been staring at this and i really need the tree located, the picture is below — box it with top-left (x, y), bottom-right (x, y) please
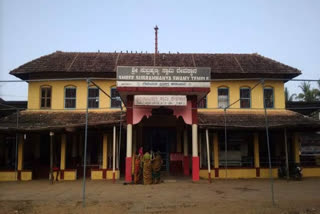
top-left (296, 82), bottom-right (320, 102)
top-left (285, 87), bottom-right (296, 102)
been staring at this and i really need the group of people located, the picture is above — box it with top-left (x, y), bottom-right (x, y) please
top-left (134, 147), bottom-right (163, 185)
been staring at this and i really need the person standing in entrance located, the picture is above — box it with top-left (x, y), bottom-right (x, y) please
top-left (143, 151), bottom-right (153, 185)
top-left (152, 151), bottom-right (163, 184)
top-left (134, 147), bottom-right (143, 184)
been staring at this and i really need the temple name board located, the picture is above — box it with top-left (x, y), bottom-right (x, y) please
top-left (117, 66), bottom-right (211, 88)
top-left (134, 95), bottom-right (187, 106)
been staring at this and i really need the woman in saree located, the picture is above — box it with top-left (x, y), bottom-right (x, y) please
top-left (134, 147), bottom-right (143, 184)
top-left (143, 151), bottom-right (153, 185)
top-left (134, 154), bottom-right (141, 184)
top-left (152, 151), bottom-right (163, 184)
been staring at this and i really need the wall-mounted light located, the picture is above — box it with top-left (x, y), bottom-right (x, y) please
top-left (50, 131), bottom-right (54, 136)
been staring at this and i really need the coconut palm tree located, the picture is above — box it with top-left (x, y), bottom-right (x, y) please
top-left (296, 82), bottom-right (319, 102)
top-left (285, 87), bottom-right (296, 101)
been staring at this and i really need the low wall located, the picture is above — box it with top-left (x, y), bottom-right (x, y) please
top-left (91, 169), bottom-right (120, 180)
top-left (21, 171), bottom-right (32, 181)
top-left (303, 167), bottom-right (320, 177)
top-left (53, 169), bottom-right (77, 181)
top-left (0, 170), bottom-right (32, 181)
top-left (200, 167), bottom-right (320, 179)
top-left (259, 168), bottom-right (278, 178)
top-left (0, 171), bottom-right (16, 181)
top-left (218, 168), bottom-right (256, 179)
top-left (199, 168), bottom-right (278, 179)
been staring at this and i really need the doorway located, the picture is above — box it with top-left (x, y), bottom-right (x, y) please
top-left (143, 127), bottom-right (176, 172)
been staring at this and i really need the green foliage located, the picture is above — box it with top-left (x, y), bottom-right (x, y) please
top-left (285, 87), bottom-right (296, 102)
top-left (296, 81), bottom-right (320, 102)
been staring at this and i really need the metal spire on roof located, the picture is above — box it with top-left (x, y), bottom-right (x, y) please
top-left (154, 25), bottom-right (159, 66)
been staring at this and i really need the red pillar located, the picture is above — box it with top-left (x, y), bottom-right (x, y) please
top-left (192, 156), bottom-right (199, 181)
top-left (191, 96), bottom-right (199, 181)
top-left (125, 95), bottom-right (133, 182)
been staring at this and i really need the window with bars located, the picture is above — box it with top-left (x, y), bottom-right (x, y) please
top-left (64, 87), bottom-right (76, 109)
top-left (218, 87), bottom-right (229, 108)
top-left (110, 88), bottom-right (121, 108)
top-left (240, 88), bottom-right (251, 108)
top-left (197, 96), bottom-right (207, 108)
top-left (88, 87), bottom-right (99, 108)
top-left (40, 86), bottom-right (51, 108)
top-left (264, 87), bottom-right (274, 108)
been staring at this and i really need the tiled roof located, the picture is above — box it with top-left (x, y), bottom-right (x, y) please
top-left (0, 110), bottom-right (124, 132)
top-left (10, 51), bottom-right (301, 80)
top-left (0, 109), bottom-right (319, 132)
top-left (198, 110), bottom-right (320, 130)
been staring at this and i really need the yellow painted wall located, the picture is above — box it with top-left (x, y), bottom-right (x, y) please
top-left (18, 135), bottom-right (24, 170)
top-left (219, 169), bottom-right (257, 179)
top-left (254, 133), bottom-right (260, 168)
top-left (91, 170), bottom-right (120, 180)
top-left (28, 80), bottom-right (118, 110)
top-left (27, 80), bottom-right (285, 110)
top-left (91, 170), bottom-right (103, 180)
top-left (199, 168), bottom-right (279, 179)
top-left (302, 168), bottom-right (320, 177)
top-left (64, 171), bottom-right (77, 180)
top-left (107, 170), bottom-right (120, 180)
top-left (199, 169), bottom-right (256, 179)
top-left (60, 134), bottom-right (66, 170)
top-left (53, 170), bottom-right (77, 181)
top-left (0, 171), bottom-right (32, 181)
top-left (213, 133), bottom-right (219, 168)
top-left (102, 134), bottom-right (108, 169)
top-left (199, 170), bottom-right (211, 179)
top-left (259, 168), bottom-right (278, 178)
top-left (205, 80), bottom-right (285, 110)
top-left (21, 171), bottom-right (32, 181)
top-left (0, 172), bottom-right (16, 181)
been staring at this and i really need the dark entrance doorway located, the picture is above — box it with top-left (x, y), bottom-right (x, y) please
top-left (142, 127), bottom-right (176, 172)
top-left (136, 107), bottom-right (188, 177)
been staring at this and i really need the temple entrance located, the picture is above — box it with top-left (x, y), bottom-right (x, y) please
top-left (134, 108), bottom-right (189, 177)
top-left (142, 127), bottom-right (175, 172)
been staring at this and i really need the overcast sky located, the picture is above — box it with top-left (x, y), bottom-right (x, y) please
top-left (0, 0), bottom-right (319, 100)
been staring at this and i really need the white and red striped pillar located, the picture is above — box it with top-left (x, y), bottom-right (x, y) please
top-left (125, 95), bottom-right (133, 182)
top-left (191, 96), bottom-right (199, 181)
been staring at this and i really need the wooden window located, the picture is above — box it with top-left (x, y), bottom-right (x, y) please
top-left (110, 88), bottom-right (121, 108)
top-left (264, 87), bottom-right (274, 108)
top-left (64, 87), bottom-right (76, 109)
top-left (218, 87), bottom-right (229, 108)
top-left (240, 88), bottom-right (251, 108)
top-left (40, 86), bottom-right (51, 108)
top-left (197, 96), bottom-right (207, 108)
top-left (88, 87), bottom-right (99, 108)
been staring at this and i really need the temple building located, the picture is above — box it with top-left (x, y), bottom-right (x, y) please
top-left (0, 50), bottom-right (320, 182)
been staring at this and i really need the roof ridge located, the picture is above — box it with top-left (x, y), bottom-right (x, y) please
top-left (9, 51), bottom-right (302, 80)
top-left (52, 51), bottom-right (257, 55)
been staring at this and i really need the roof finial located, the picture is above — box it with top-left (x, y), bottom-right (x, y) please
top-left (154, 25), bottom-right (159, 66)
top-left (154, 25), bottom-right (159, 54)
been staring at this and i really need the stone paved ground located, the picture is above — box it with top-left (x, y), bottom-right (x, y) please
top-left (0, 178), bottom-right (319, 214)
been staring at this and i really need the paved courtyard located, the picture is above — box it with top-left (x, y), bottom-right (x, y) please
top-left (0, 178), bottom-right (319, 214)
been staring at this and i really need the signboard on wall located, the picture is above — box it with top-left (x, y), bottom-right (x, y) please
top-left (134, 95), bottom-right (187, 106)
top-left (117, 66), bottom-right (211, 88)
